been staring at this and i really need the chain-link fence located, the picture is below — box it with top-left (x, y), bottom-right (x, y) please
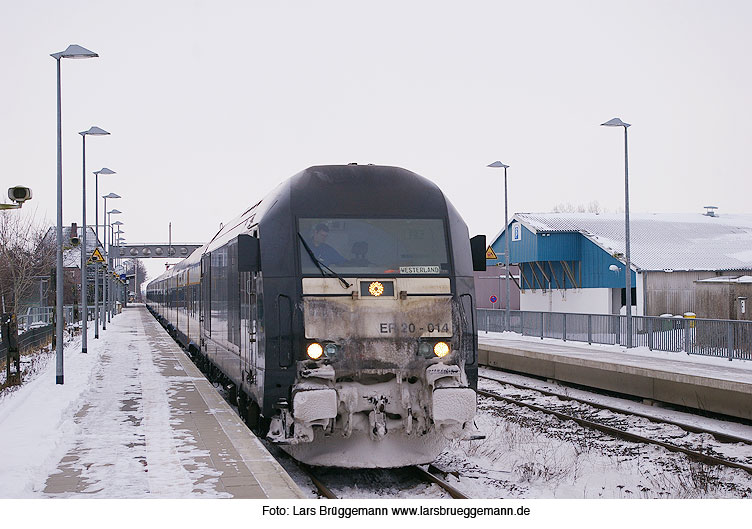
top-left (478, 309), bottom-right (752, 361)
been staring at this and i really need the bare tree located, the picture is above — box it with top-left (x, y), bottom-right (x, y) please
top-left (552, 202), bottom-right (577, 213)
top-left (552, 200), bottom-right (604, 214)
top-left (587, 200), bottom-right (603, 214)
top-left (0, 208), bottom-right (55, 315)
top-left (126, 259), bottom-right (149, 301)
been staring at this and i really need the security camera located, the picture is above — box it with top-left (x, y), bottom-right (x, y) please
top-left (8, 186), bottom-right (32, 205)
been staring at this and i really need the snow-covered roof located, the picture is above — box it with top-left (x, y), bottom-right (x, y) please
top-left (696, 275), bottom-right (752, 284)
top-left (510, 212), bottom-right (752, 272)
top-left (43, 226), bottom-right (104, 269)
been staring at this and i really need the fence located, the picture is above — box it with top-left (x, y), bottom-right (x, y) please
top-left (0, 305), bottom-right (93, 366)
top-left (18, 305), bottom-right (96, 332)
top-left (478, 309), bottom-right (752, 361)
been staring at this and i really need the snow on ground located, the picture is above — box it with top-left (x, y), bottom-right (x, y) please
top-left (479, 368), bottom-right (752, 443)
top-left (480, 330), bottom-right (752, 378)
top-left (0, 309), bottom-right (226, 498)
top-left (0, 332), bottom-right (100, 496)
top-left (435, 378), bottom-right (752, 499)
top-left (419, 331), bottom-right (752, 499)
top-left (3, 317), bottom-right (752, 501)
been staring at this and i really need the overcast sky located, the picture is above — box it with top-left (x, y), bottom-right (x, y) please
top-left (2, 1), bottom-right (750, 279)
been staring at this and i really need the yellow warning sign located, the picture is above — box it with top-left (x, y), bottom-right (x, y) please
top-left (485, 246), bottom-right (497, 260)
top-left (88, 248), bottom-right (105, 263)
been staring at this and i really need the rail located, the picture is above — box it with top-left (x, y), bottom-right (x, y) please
top-left (478, 309), bottom-right (752, 361)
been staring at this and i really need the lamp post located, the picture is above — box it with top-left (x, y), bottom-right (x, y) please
top-left (106, 210), bottom-right (122, 323)
top-left (51, 44), bottom-right (98, 384)
top-left (93, 169), bottom-right (116, 339)
top-left (115, 228), bottom-right (125, 309)
top-left (116, 236), bottom-right (127, 305)
top-left (487, 161), bottom-right (511, 333)
top-left (79, 127), bottom-right (109, 354)
top-left (117, 237), bottom-right (127, 304)
top-left (108, 220), bottom-right (125, 317)
top-left (101, 199), bottom-right (120, 330)
top-left (601, 117), bottom-right (633, 348)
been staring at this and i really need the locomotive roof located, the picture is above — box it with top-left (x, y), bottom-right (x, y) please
top-left (148, 164), bottom-right (451, 285)
top-left (285, 164), bottom-right (445, 217)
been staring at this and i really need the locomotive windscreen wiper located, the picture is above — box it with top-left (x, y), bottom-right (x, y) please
top-left (297, 233), bottom-right (352, 289)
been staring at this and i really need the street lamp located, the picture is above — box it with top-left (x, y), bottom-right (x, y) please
top-left (101, 198), bottom-right (120, 330)
top-left (115, 228), bottom-right (125, 308)
top-left (601, 117), bottom-right (633, 348)
top-left (106, 210), bottom-right (122, 323)
top-left (93, 169), bottom-right (116, 339)
top-left (487, 160), bottom-right (511, 333)
top-left (79, 127), bottom-right (109, 354)
top-left (112, 223), bottom-right (125, 316)
top-left (51, 44), bottom-right (98, 385)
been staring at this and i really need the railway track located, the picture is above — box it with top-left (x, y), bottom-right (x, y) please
top-left (299, 464), bottom-right (470, 499)
top-left (478, 373), bottom-right (751, 444)
top-left (478, 373), bottom-right (752, 476)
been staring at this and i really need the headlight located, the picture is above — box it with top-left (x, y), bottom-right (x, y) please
top-left (307, 342), bottom-right (324, 360)
top-left (433, 341), bottom-right (450, 358)
top-left (418, 342), bottom-right (433, 356)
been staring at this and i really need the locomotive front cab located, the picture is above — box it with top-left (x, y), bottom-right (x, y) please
top-left (267, 216), bottom-right (478, 465)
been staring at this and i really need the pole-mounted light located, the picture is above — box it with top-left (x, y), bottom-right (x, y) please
top-left (601, 117), bottom-right (633, 348)
top-left (51, 44), bottom-right (98, 384)
top-left (487, 160), bottom-right (511, 334)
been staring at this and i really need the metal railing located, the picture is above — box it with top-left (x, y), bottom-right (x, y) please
top-left (16, 305), bottom-right (96, 332)
top-left (1, 305), bottom-right (96, 366)
top-left (478, 309), bottom-right (752, 361)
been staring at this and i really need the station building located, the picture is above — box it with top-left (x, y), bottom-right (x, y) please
top-left (487, 212), bottom-right (752, 317)
top-left (41, 225), bottom-right (104, 305)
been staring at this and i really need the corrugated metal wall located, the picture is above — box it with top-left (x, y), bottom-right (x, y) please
top-left (695, 281), bottom-right (752, 320)
top-left (580, 238), bottom-right (635, 288)
top-left (644, 271), bottom-right (717, 316)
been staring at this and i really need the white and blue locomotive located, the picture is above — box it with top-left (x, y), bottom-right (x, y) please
top-left (146, 164), bottom-right (486, 467)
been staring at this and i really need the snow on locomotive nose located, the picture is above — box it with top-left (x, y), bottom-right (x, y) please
top-left (267, 277), bottom-right (478, 466)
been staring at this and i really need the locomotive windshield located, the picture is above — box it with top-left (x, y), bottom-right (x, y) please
top-left (298, 218), bottom-right (450, 276)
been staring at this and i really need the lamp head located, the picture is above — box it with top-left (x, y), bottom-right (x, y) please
top-left (51, 44), bottom-right (98, 60)
top-left (94, 167), bottom-right (116, 176)
top-left (487, 161), bottom-right (510, 169)
top-left (103, 193), bottom-right (121, 199)
top-left (601, 117), bottom-right (631, 128)
top-left (80, 126), bottom-right (110, 136)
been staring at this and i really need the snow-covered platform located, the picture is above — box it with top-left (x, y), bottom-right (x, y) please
top-left (479, 333), bottom-right (752, 421)
top-left (0, 305), bottom-right (304, 498)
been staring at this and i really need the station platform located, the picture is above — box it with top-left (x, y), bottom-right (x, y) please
top-left (30, 306), bottom-right (304, 498)
top-left (478, 333), bottom-right (752, 421)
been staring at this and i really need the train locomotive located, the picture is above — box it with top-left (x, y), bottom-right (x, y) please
top-left (146, 164), bottom-right (486, 467)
